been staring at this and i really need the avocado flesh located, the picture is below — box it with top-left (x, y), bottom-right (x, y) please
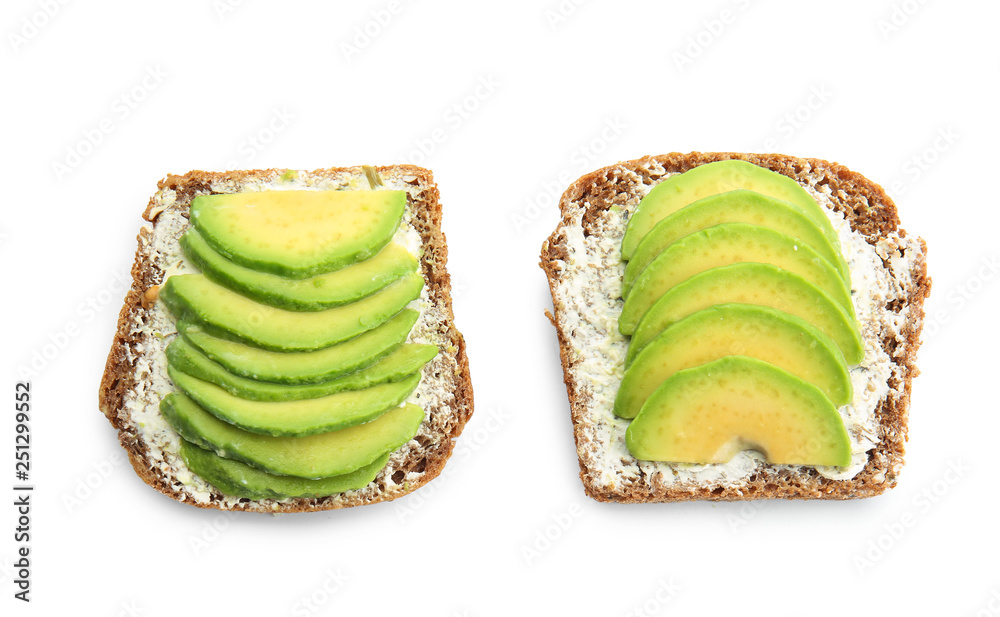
top-left (169, 367), bottom-right (420, 437)
top-left (625, 357), bottom-right (852, 467)
top-left (180, 440), bottom-right (390, 500)
top-left (160, 273), bottom-right (424, 351)
top-left (622, 189), bottom-right (850, 296)
top-left (614, 304), bottom-right (852, 419)
top-left (167, 335), bottom-right (437, 401)
top-left (190, 190), bottom-right (407, 279)
top-left (628, 263), bottom-right (863, 365)
top-left (620, 159), bottom-right (840, 260)
top-left (178, 310), bottom-right (418, 385)
top-left (161, 393), bottom-right (424, 478)
top-left (619, 223), bottom-right (853, 335)
top-left (182, 229), bottom-right (419, 311)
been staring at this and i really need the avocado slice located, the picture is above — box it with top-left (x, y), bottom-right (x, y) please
top-left (190, 190), bottom-right (407, 279)
top-left (160, 273), bottom-right (424, 351)
top-left (169, 367), bottom-right (420, 437)
top-left (622, 189), bottom-right (849, 296)
top-left (628, 263), bottom-right (863, 365)
top-left (167, 335), bottom-right (437, 401)
top-left (621, 160), bottom-right (840, 260)
top-left (161, 393), bottom-right (424, 478)
top-left (179, 440), bottom-right (389, 500)
top-left (182, 229), bottom-right (419, 311)
top-left (178, 310), bottom-right (418, 385)
top-left (618, 223), bottom-right (853, 335)
top-left (614, 304), bottom-right (852, 419)
top-left (625, 356), bottom-right (851, 467)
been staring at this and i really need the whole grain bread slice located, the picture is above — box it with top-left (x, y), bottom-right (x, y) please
top-left (540, 152), bottom-right (930, 502)
top-left (99, 165), bottom-right (473, 513)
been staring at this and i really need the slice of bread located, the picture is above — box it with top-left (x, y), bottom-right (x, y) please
top-left (99, 165), bottom-right (474, 513)
top-left (540, 152), bottom-right (930, 502)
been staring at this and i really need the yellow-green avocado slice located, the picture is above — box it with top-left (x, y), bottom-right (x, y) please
top-left (168, 367), bottom-right (420, 437)
top-left (161, 393), bottom-right (424, 479)
top-left (627, 263), bottom-right (863, 365)
top-left (182, 228), bottom-right (419, 311)
top-left (625, 357), bottom-right (851, 467)
top-left (622, 189), bottom-right (849, 296)
top-left (160, 273), bottom-right (423, 352)
top-left (620, 159), bottom-right (841, 260)
top-left (179, 440), bottom-right (390, 500)
top-left (178, 310), bottom-right (418, 385)
top-left (614, 304), bottom-right (852, 419)
top-left (166, 335), bottom-right (437, 402)
top-left (619, 223), bottom-right (853, 335)
top-left (190, 190), bottom-right (407, 279)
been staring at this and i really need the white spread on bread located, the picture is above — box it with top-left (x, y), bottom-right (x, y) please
top-left (548, 163), bottom-right (922, 491)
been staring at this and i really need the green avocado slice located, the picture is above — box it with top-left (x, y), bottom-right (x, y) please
top-left (160, 273), bottom-right (423, 351)
top-left (180, 440), bottom-right (390, 500)
top-left (622, 189), bottom-right (850, 296)
top-left (190, 190), bottom-right (407, 279)
top-left (619, 223), bottom-right (853, 335)
top-left (182, 229), bottom-right (419, 311)
top-left (627, 263), bottom-right (864, 365)
top-left (166, 335), bottom-right (437, 402)
top-left (625, 356), bottom-right (852, 467)
top-left (161, 393), bottom-right (424, 479)
top-left (613, 304), bottom-right (852, 420)
top-left (169, 367), bottom-right (420, 437)
top-left (621, 159), bottom-right (841, 260)
top-left (178, 310), bottom-right (418, 385)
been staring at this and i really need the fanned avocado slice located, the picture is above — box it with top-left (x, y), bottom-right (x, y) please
top-left (161, 393), bottom-right (424, 479)
top-left (623, 189), bottom-right (850, 295)
top-left (190, 190), bottom-right (407, 278)
top-left (180, 440), bottom-right (390, 500)
top-left (614, 304), bottom-right (852, 420)
top-left (626, 357), bottom-right (851, 467)
top-left (166, 335), bottom-right (437, 402)
top-left (177, 310), bottom-right (419, 385)
top-left (619, 223), bottom-right (852, 335)
top-left (628, 263), bottom-right (864, 365)
top-left (182, 228), bottom-right (419, 311)
top-left (160, 273), bottom-right (423, 351)
top-left (169, 367), bottom-right (420, 437)
top-left (621, 159), bottom-right (841, 260)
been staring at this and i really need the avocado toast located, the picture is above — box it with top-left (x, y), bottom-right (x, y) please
top-left (541, 152), bottom-right (929, 502)
top-left (99, 165), bottom-right (473, 512)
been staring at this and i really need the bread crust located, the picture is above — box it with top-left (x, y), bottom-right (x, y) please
top-left (540, 152), bottom-right (930, 502)
top-left (99, 165), bottom-right (474, 512)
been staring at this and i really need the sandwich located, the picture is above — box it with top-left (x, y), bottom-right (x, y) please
top-left (541, 152), bottom-right (929, 502)
top-left (99, 165), bottom-right (473, 512)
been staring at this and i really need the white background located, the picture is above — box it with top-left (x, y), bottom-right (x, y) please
top-left (2, 0), bottom-right (997, 615)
